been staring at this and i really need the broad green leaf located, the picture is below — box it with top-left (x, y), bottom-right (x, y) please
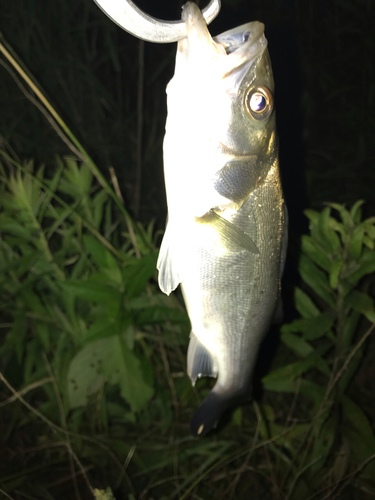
top-left (345, 291), bottom-right (375, 323)
top-left (281, 318), bottom-right (311, 335)
top-left (83, 234), bottom-right (120, 273)
top-left (350, 200), bottom-right (364, 224)
top-left (263, 378), bottom-right (324, 406)
top-left (299, 255), bottom-right (336, 308)
top-left (85, 317), bottom-right (117, 342)
top-left (348, 225), bottom-right (365, 258)
top-left (294, 287), bottom-right (320, 319)
top-left (92, 189), bottom-right (109, 229)
top-left (329, 259), bottom-right (342, 289)
top-left (304, 209), bottom-right (320, 226)
top-left (281, 332), bottom-right (313, 357)
top-left (327, 203), bottom-right (353, 226)
top-left (302, 312), bottom-right (335, 341)
top-left (67, 335), bottom-right (153, 412)
top-left (61, 278), bottom-right (122, 304)
top-left (363, 235), bottom-right (374, 249)
top-left (327, 218), bottom-right (345, 239)
top-left (263, 347), bottom-right (330, 390)
top-left (363, 221), bottom-right (375, 239)
top-left (122, 251), bottom-right (158, 298)
top-left (0, 218), bottom-right (34, 242)
top-left (301, 235), bottom-right (331, 271)
top-left (346, 249), bottom-right (375, 284)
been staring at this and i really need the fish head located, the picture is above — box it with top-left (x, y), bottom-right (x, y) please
top-left (164, 2), bottom-right (277, 217)
top-left (218, 26), bottom-right (276, 156)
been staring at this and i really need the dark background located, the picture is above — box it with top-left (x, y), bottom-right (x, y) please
top-left (1, 0), bottom-right (374, 232)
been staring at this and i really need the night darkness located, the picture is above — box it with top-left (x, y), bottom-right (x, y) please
top-left (1, 0), bottom-right (374, 229)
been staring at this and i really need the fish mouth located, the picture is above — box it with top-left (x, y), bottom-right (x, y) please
top-left (180, 4), bottom-right (267, 89)
top-left (217, 22), bottom-right (268, 80)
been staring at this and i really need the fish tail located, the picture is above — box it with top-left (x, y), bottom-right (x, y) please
top-left (190, 386), bottom-right (248, 437)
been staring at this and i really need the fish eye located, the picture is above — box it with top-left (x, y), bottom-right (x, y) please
top-left (245, 86), bottom-right (273, 121)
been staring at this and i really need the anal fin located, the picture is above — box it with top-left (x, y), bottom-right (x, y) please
top-left (187, 334), bottom-right (217, 385)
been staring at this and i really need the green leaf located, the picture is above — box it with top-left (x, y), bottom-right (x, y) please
top-left (281, 332), bottom-right (313, 357)
top-left (302, 312), bottom-right (335, 341)
top-left (346, 249), bottom-right (375, 284)
top-left (263, 346), bottom-right (330, 390)
top-left (281, 318), bottom-right (311, 335)
top-left (263, 378), bottom-right (325, 407)
top-left (0, 217), bottom-right (34, 242)
top-left (363, 235), bottom-right (374, 249)
top-left (327, 203), bottom-right (353, 226)
top-left (345, 291), bottom-right (375, 323)
top-left (301, 235), bottom-right (331, 271)
top-left (122, 251), bottom-right (158, 299)
top-left (83, 234), bottom-right (120, 272)
top-left (294, 287), bottom-right (320, 319)
top-left (348, 226), bottom-right (365, 258)
top-left (304, 209), bottom-right (320, 226)
top-left (61, 278), bottom-right (122, 304)
top-left (298, 255), bottom-right (336, 308)
top-left (329, 259), bottom-right (342, 289)
top-left (350, 200), bottom-right (364, 224)
top-left (92, 190), bottom-right (109, 229)
top-left (67, 335), bottom-right (153, 412)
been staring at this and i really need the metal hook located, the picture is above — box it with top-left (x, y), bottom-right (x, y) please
top-left (93, 0), bottom-right (221, 43)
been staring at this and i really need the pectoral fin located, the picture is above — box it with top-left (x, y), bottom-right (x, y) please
top-left (198, 210), bottom-right (259, 254)
top-left (187, 334), bottom-right (217, 385)
top-left (157, 223), bottom-right (181, 295)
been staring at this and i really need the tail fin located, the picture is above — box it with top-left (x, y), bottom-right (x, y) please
top-left (190, 388), bottom-right (248, 436)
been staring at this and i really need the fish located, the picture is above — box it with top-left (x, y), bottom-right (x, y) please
top-left (157, 2), bottom-right (287, 436)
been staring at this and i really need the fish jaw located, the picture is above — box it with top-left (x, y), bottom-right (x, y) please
top-left (163, 5), bottom-right (270, 221)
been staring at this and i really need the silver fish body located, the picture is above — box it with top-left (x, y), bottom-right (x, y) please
top-left (157, 2), bottom-right (287, 436)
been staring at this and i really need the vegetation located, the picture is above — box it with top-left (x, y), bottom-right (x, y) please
top-left (0, 0), bottom-right (374, 498)
top-left (1, 152), bottom-right (374, 499)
